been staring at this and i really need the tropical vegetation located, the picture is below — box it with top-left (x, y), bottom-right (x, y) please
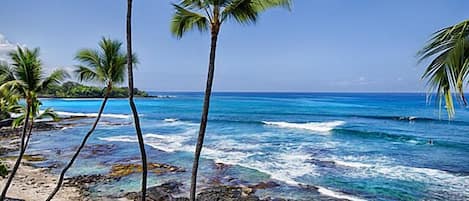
top-left (170, 0), bottom-right (291, 200)
top-left (41, 81), bottom-right (149, 98)
top-left (46, 37), bottom-right (137, 200)
top-left (419, 19), bottom-right (469, 119)
top-left (0, 47), bottom-right (67, 200)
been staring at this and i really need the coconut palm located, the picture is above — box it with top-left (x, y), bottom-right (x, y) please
top-left (170, 0), bottom-right (291, 199)
top-left (418, 19), bottom-right (469, 119)
top-left (0, 89), bottom-right (20, 120)
top-left (126, 0), bottom-right (148, 200)
top-left (46, 38), bottom-right (137, 200)
top-left (0, 47), bottom-right (67, 200)
top-left (12, 100), bottom-right (59, 151)
top-left (0, 63), bottom-right (20, 119)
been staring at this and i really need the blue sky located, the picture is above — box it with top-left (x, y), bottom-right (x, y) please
top-left (0, 0), bottom-right (468, 92)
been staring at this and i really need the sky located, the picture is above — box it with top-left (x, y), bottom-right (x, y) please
top-left (0, 0), bottom-right (468, 92)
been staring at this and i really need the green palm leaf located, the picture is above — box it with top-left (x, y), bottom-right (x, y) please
top-left (419, 19), bottom-right (469, 119)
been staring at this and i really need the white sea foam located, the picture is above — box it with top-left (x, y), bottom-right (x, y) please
top-left (55, 111), bottom-right (131, 119)
top-left (100, 132), bottom-right (191, 153)
top-left (333, 160), bottom-right (373, 168)
top-left (317, 186), bottom-right (367, 201)
top-left (330, 156), bottom-right (469, 195)
top-left (99, 129), bottom-right (365, 201)
top-left (163, 118), bottom-right (178, 122)
top-left (262, 120), bottom-right (345, 133)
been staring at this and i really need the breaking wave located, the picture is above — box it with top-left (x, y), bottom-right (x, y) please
top-left (262, 121), bottom-right (345, 133)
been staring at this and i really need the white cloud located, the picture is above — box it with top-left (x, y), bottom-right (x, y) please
top-left (0, 33), bottom-right (25, 63)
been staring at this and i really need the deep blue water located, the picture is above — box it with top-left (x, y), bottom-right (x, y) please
top-left (27, 93), bottom-right (469, 201)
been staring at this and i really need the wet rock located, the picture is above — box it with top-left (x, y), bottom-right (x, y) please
top-left (110, 163), bottom-right (185, 177)
top-left (215, 162), bottom-right (231, 170)
top-left (81, 144), bottom-right (116, 158)
top-left (2, 154), bottom-right (46, 162)
top-left (306, 158), bottom-right (336, 168)
top-left (124, 181), bottom-right (186, 201)
top-left (248, 181), bottom-right (280, 190)
top-left (197, 186), bottom-right (260, 201)
top-left (64, 174), bottom-right (120, 191)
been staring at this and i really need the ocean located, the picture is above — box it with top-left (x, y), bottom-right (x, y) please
top-left (28, 93), bottom-right (469, 200)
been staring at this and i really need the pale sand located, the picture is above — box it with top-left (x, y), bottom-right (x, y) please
top-left (0, 160), bottom-right (82, 201)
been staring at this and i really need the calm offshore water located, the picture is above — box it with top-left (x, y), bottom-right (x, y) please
top-left (28, 93), bottom-right (469, 200)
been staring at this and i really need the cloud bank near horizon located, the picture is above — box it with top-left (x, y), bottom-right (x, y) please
top-left (0, 33), bottom-right (25, 63)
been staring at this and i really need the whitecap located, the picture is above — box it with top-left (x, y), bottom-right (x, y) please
top-left (317, 186), bottom-right (367, 201)
top-left (55, 111), bottom-right (131, 119)
top-left (163, 118), bottom-right (178, 122)
top-left (262, 121), bottom-right (345, 133)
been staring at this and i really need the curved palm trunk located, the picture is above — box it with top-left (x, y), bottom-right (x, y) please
top-left (0, 102), bottom-right (31, 200)
top-left (46, 86), bottom-right (111, 201)
top-left (190, 28), bottom-right (219, 201)
top-left (126, 0), bottom-right (147, 200)
top-left (23, 121), bottom-right (34, 151)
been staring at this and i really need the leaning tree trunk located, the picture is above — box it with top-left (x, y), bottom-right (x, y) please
top-left (126, 0), bottom-right (148, 200)
top-left (189, 26), bottom-right (220, 201)
top-left (46, 86), bottom-right (112, 201)
top-left (23, 120), bottom-right (34, 151)
top-left (0, 102), bottom-right (31, 200)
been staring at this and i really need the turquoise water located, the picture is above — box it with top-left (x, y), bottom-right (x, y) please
top-left (28, 93), bottom-right (469, 200)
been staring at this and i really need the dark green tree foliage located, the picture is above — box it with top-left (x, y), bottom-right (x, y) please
top-left (41, 81), bottom-right (148, 98)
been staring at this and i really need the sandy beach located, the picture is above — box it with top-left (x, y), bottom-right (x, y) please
top-left (0, 159), bottom-right (82, 201)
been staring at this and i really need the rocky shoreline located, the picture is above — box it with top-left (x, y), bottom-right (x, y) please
top-left (0, 120), bottom-right (313, 201)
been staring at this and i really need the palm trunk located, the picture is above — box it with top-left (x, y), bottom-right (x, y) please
top-left (0, 102), bottom-right (31, 200)
top-left (189, 27), bottom-right (219, 201)
top-left (126, 0), bottom-right (147, 200)
top-left (46, 86), bottom-right (111, 201)
top-left (23, 120), bottom-right (34, 151)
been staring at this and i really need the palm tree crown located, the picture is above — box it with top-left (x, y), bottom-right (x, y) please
top-left (75, 38), bottom-right (136, 87)
top-left (418, 19), bottom-right (469, 119)
top-left (171, 0), bottom-right (291, 38)
top-left (0, 47), bottom-right (68, 101)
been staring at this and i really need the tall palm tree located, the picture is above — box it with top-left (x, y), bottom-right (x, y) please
top-left (418, 19), bottom-right (469, 119)
top-left (170, 1), bottom-right (291, 200)
top-left (126, 0), bottom-right (148, 199)
top-left (0, 47), bottom-right (67, 200)
top-left (46, 38), bottom-right (136, 200)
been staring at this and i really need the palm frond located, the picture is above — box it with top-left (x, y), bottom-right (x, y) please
top-left (38, 69), bottom-right (69, 92)
top-left (419, 19), bottom-right (469, 119)
top-left (75, 65), bottom-right (99, 82)
top-left (75, 38), bottom-right (131, 86)
top-left (10, 47), bottom-right (43, 92)
top-left (37, 108), bottom-right (59, 121)
top-left (0, 63), bottom-right (15, 84)
top-left (221, 0), bottom-right (259, 24)
top-left (171, 3), bottom-right (209, 38)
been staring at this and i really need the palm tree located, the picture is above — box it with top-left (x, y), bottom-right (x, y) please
top-left (170, 1), bottom-right (291, 200)
top-left (0, 47), bottom-right (67, 200)
top-left (0, 63), bottom-right (20, 120)
top-left (418, 19), bottom-right (469, 119)
top-left (46, 38), bottom-right (136, 200)
top-left (0, 89), bottom-right (20, 120)
top-left (126, 0), bottom-right (148, 200)
top-left (12, 100), bottom-right (59, 151)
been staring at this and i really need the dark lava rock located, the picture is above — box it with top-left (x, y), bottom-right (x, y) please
top-left (64, 174), bottom-right (120, 190)
top-left (81, 144), bottom-right (116, 158)
top-left (124, 181), bottom-right (186, 201)
top-left (196, 186), bottom-right (260, 201)
top-left (249, 181), bottom-right (280, 190)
